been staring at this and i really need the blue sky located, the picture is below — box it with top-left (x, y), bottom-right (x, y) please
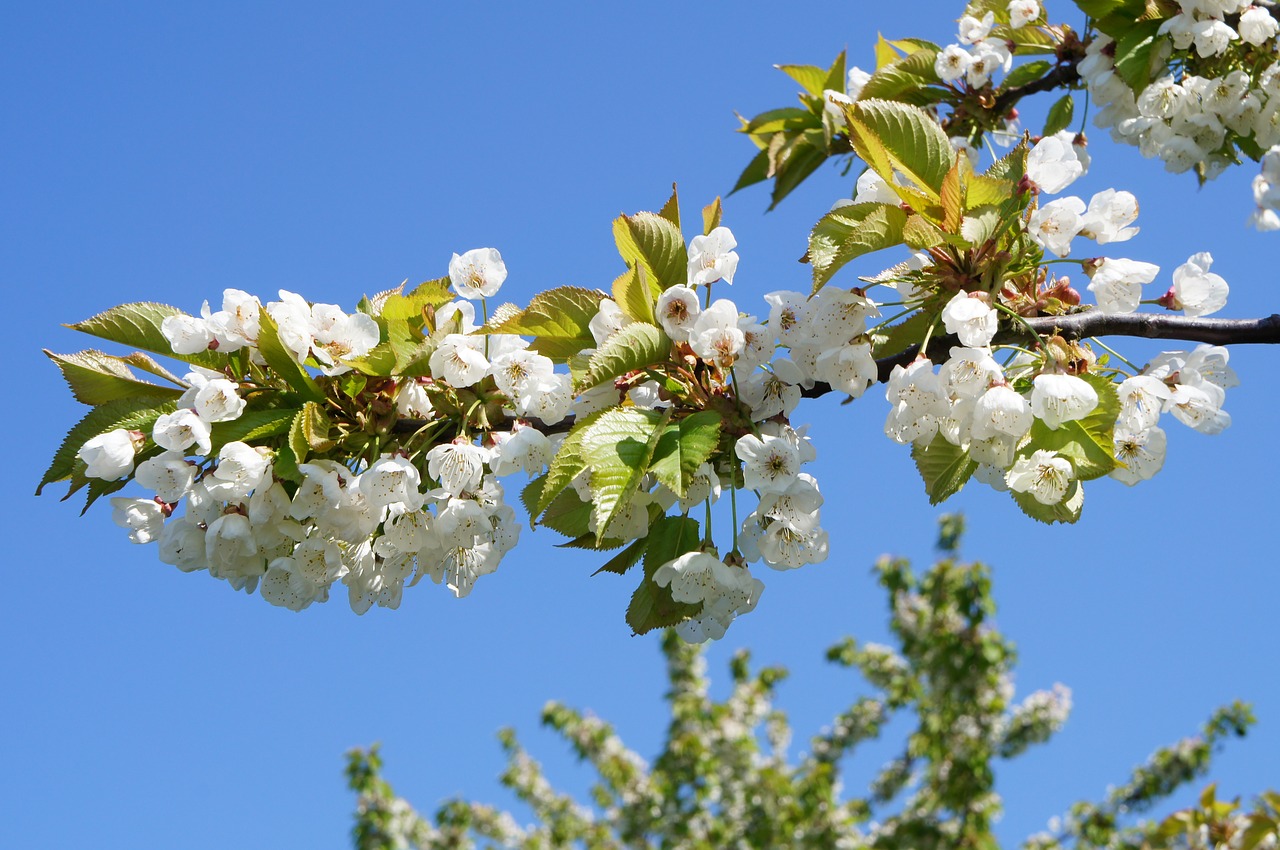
top-left (4, 2), bottom-right (1277, 847)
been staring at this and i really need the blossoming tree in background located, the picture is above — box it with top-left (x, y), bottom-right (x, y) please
top-left (345, 522), bottom-right (1278, 850)
top-left (36, 0), bottom-right (1280, 641)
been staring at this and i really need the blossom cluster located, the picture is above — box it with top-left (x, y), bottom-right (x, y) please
top-left (934, 4), bottom-right (1042, 90)
top-left (1076, 1), bottom-right (1280, 223)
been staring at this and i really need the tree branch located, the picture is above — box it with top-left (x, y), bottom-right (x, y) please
top-left (397, 313), bottom-right (1280, 432)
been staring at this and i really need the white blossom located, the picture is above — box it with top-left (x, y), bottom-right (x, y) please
top-left (110, 497), bottom-right (166, 544)
top-left (1111, 426), bottom-right (1167, 485)
top-left (687, 226), bottom-right (739, 286)
top-left (78, 429), bottom-right (138, 480)
top-left (735, 433), bottom-right (801, 494)
top-left (1086, 257), bottom-right (1159, 314)
top-left (941, 292), bottom-right (998, 347)
top-left (1006, 449), bottom-right (1074, 504)
top-left (1030, 373), bottom-right (1098, 429)
top-left (449, 248), bottom-right (507, 300)
top-left (1170, 252), bottom-right (1229, 317)
top-left (655, 285), bottom-right (702, 342)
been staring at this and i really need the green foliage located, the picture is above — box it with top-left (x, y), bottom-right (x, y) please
top-left (580, 407), bottom-right (667, 538)
top-left (37, 396), bottom-right (177, 496)
top-left (911, 433), bottom-right (978, 505)
top-left (808, 202), bottom-right (909, 290)
top-left (348, 520), bottom-right (1266, 849)
top-left (487, 286), bottom-right (607, 362)
top-left (1043, 94), bottom-right (1075, 136)
top-left (43, 349), bottom-right (184, 406)
top-left (256, 308), bottom-right (325, 403)
top-left (647, 412), bottom-right (723, 498)
top-left (613, 191), bottom-right (688, 292)
top-left (579, 322), bottom-right (672, 391)
top-left (64, 302), bottom-right (227, 370)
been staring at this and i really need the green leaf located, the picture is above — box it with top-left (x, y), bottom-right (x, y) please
top-left (44, 349), bottom-right (184, 406)
top-left (648, 412), bottom-right (723, 498)
top-left (64, 302), bottom-right (226, 369)
top-left (487, 286), bottom-right (606, 362)
top-left (613, 209), bottom-right (687, 291)
top-left (845, 99), bottom-right (956, 199)
top-left (1027, 373), bottom-right (1120, 480)
top-left (37, 397), bottom-right (177, 495)
top-left (1074, 0), bottom-right (1145, 18)
top-left (537, 409), bottom-right (608, 517)
top-left (580, 322), bottom-right (671, 390)
top-left (344, 339), bottom-right (401, 377)
top-left (581, 408), bottom-right (667, 538)
top-left (593, 535), bottom-right (649, 576)
top-left (1012, 479), bottom-right (1084, 524)
top-left (540, 487), bottom-right (595, 539)
top-left (702, 197), bottom-right (723, 235)
top-left (731, 148), bottom-right (771, 195)
top-left (208, 407), bottom-right (299, 455)
top-left (1002, 59), bottom-right (1052, 90)
top-left (380, 278), bottom-right (453, 322)
top-left (627, 515), bottom-right (703, 635)
top-left (741, 107), bottom-right (816, 135)
top-left (911, 433), bottom-right (978, 505)
top-left (960, 206), bottom-right (1005, 245)
top-left (809, 203), bottom-right (910, 290)
top-left (612, 263), bottom-right (657, 324)
top-left (776, 63), bottom-right (828, 96)
top-left (1112, 20), bottom-right (1163, 92)
top-left (902, 214), bottom-right (954, 250)
top-left (255, 309), bottom-right (324, 403)
top-left (285, 401), bottom-right (335, 465)
top-left (767, 129), bottom-right (829, 210)
top-left (657, 184), bottom-right (681, 229)
top-left (858, 47), bottom-right (944, 107)
top-left (288, 406), bottom-right (311, 465)
top-left (1043, 94), bottom-right (1075, 137)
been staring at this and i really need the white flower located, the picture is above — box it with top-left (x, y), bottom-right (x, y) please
top-left (1030, 373), bottom-right (1099, 429)
top-left (942, 292), bottom-right (998, 347)
top-left (814, 342), bottom-right (878, 399)
top-left (1239, 6), bottom-right (1279, 44)
top-left (517, 372), bottom-right (573, 424)
top-left (490, 348), bottom-right (554, 401)
top-left (1170, 252), bottom-right (1229, 317)
top-left (853, 169), bottom-right (901, 205)
top-left (491, 425), bottom-right (553, 477)
top-left (193, 378), bottom-right (246, 424)
top-left (429, 333), bottom-right (489, 387)
top-left (1078, 189), bottom-right (1139, 244)
top-left (111, 497), bottom-right (166, 544)
top-left (1166, 383), bottom-right (1232, 433)
top-left (735, 433), bottom-right (801, 494)
top-left (1111, 426), bottom-right (1167, 485)
top-left (588, 298), bottom-right (629, 346)
top-left (847, 66), bottom-right (872, 99)
top-left (739, 360), bottom-right (805, 420)
top-left (655, 285), bottom-right (702, 342)
top-left (690, 299), bottom-right (745, 368)
top-left (161, 313), bottom-right (214, 355)
top-left (449, 248), bottom-right (507, 300)
top-left (204, 289), bottom-right (261, 351)
top-left (266, 290), bottom-right (317, 365)
top-left (687, 226), bottom-right (739, 286)
top-left (157, 516), bottom-right (207, 572)
top-left (935, 44), bottom-right (973, 83)
top-left (1006, 449), bottom-right (1075, 504)
top-left (970, 385), bottom-right (1033, 439)
top-left (152, 409), bottom-right (212, 456)
top-left (966, 42), bottom-right (1011, 88)
top-left (1086, 257), bottom-right (1159, 314)
top-left (1027, 134), bottom-right (1085, 194)
top-left (310, 305), bottom-right (380, 376)
top-left (1028, 196), bottom-right (1085, 257)
top-left (1008, 0), bottom-right (1041, 27)
top-left (1191, 18), bottom-right (1238, 58)
top-left (359, 455), bottom-right (425, 513)
top-left (205, 441), bottom-right (272, 502)
top-left (134, 451), bottom-right (197, 503)
top-left (78, 429), bottom-right (138, 480)
top-left (884, 359), bottom-right (948, 444)
top-left (426, 441), bottom-right (489, 497)
top-left (940, 346), bottom-right (1003, 399)
top-left (958, 11), bottom-right (995, 44)
top-left (1116, 375), bottom-right (1172, 432)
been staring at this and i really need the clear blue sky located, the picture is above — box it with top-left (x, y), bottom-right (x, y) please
top-left (3, 2), bottom-right (1276, 847)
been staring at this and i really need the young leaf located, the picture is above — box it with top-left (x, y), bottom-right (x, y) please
top-left (730, 148), bottom-right (771, 195)
top-left (255, 309), bottom-right (325, 403)
top-left (613, 210), bottom-right (687, 291)
top-left (1043, 94), bottom-right (1075, 137)
top-left (593, 535), bottom-right (649, 576)
top-left (581, 407), bottom-right (667, 538)
top-left (612, 263), bottom-right (656, 324)
top-left (858, 47), bottom-right (944, 107)
top-left (845, 99), bottom-right (956, 199)
top-left (537, 409), bottom-right (609, 517)
top-left (487, 286), bottom-right (606, 362)
top-left (579, 322), bottom-right (671, 390)
top-left (627, 515), bottom-right (703, 635)
top-left (809, 203), bottom-right (910, 290)
top-left (775, 63), bottom-right (828, 96)
top-left (1002, 59), bottom-right (1052, 90)
top-left (648, 412), bottom-right (723, 498)
top-left (65, 302), bottom-right (226, 369)
top-left (44, 350), bottom-right (184, 406)
top-left (767, 129), bottom-right (829, 210)
top-left (911, 433), bottom-right (978, 505)
top-left (702, 197), bottom-right (723, 235)
top-left (657, 184), bottom-right (681, 229)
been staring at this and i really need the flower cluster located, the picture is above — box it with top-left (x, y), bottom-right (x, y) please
top-left (1077, 1), bottom-right (1280, 220)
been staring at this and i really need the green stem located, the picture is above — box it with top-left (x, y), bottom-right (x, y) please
top-left (993, 301), bottom-right (1043, 345)
top-left (703, 498), bottom-right (714, 548)
top-left (1089, 336), bottom-right (1140, 374)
